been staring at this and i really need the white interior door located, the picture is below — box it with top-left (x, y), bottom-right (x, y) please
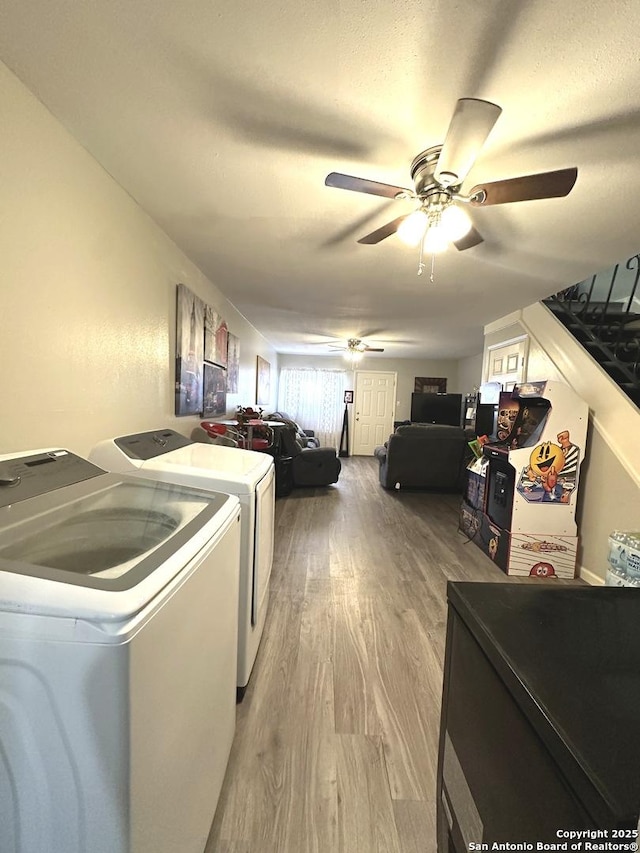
top-left (352, 371), bottom-right (397, 456)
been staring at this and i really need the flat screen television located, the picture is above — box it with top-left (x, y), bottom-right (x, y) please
top-left (410, 392), bottom-right (463, 427)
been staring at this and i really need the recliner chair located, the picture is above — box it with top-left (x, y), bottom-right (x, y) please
top-left (265, 411), bottom-right (320, 448)
top-left (276, 424), bottom-right (341, 487)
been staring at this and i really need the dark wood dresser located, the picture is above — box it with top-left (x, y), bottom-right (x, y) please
top-left (438, 582), bottom-right (640, 849)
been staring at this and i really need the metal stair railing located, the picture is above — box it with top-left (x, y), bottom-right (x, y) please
top-left (543, 253), bottom-right (640, 407)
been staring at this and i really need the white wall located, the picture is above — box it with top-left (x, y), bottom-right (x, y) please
top-left (278, 354), bottom-right (466, 422)
top-left (457, 352), bottom-right (483, 395)
top-left (0, 61), bottom-right (277, 457)
top-left (483, 307), bottom-right (640, 584)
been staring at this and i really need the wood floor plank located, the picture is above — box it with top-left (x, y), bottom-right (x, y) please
top-left (392, 799), bottom-right (438, 853)
top-left (205, 841), bottom-right (251, 853)
top-left (396, 606), bottom-right (447, 688)
top-left (359, 596), bottom-right (439, 801)
top-left (208, 588), bottom-right (305, 844)
top-left (335, 734), bottom-right (402, 853)
top-left (332, 582), bottom-right (382, 736)
top-left (289, 591), bottom-right (338, 850)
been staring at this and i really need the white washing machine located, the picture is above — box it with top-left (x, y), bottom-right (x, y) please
top-left (0, 448), bottom-right (241, 853)
top-left (89, 429), bottom-right (275, 697)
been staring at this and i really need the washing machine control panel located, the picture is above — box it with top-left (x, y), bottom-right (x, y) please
top-left (114, 429), bottom-right (193, 460)
top-left (0, 450), bottom-right (105, 507)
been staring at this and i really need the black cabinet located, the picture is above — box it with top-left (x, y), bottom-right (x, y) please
top-left (437, 583), bottom-right (640, 849)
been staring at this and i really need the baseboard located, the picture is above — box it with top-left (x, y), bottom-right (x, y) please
top-left (578, 565), bottom-right (605, 586)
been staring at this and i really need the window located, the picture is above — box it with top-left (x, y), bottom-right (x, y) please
top-left (278, 368), bottom-right (348, 448)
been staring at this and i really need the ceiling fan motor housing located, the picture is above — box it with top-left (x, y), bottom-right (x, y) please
top-left (410, 145), bottom-right (458, 198)
top-left (347, 338), bottom-right (366, 352)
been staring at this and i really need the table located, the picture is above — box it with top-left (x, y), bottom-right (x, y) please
top-left (215, 419), bottom-right (287, 450)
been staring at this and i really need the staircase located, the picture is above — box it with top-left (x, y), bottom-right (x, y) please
top-left (543, 254), bottom-right (640, 408)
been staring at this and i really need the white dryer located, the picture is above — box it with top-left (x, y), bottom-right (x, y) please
top-left (0, 448), bottom-right (241, 853)
top-left (90, 429), bottom-right (275, 697)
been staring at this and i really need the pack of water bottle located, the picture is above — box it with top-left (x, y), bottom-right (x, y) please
top-left (605, 530), bottom-right (640, 586)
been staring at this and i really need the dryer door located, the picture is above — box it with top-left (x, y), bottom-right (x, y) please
top-left (252, 464), bottom-right (275, 625)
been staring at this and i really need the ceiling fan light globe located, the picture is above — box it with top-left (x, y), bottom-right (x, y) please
top-left (397, 209), bottom-right (429, 246)
top-left (423, 225), bottom-right (449, 254)
top-left (440, 204), bottom-right (473, 240)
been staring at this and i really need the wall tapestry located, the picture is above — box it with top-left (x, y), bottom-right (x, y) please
top-left (256, 356), bottom-right (271, 406)
top-left (414, 376), bottom-right (447, 394)
top-left (226, 333), bottom-right (240, 394)
top-left (202, 363), bottom-right (227, 417)
top-left (175, 283), bottom-right (204, 416)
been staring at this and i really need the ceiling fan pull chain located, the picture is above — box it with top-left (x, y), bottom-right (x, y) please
top-left (417, 235), bottom-right (436, 281)
top-left (418, 234), bottom-right (425, 276)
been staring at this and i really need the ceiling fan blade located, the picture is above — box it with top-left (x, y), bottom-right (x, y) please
top-left (325, 172), bottom-right (412, 200)
top-left (434, 98), bottom-right (502, 187)
top-left (364, 347), bottom-right (385, 352)
top-left (357, 215), bottom-right (408, 244)
top-left (469, 167), bottom-right (578, 206)
top-left (454, 226), bottom-right (484, 251)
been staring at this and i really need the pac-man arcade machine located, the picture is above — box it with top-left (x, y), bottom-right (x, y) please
top-left (461, 380), bottom-right (588, 578)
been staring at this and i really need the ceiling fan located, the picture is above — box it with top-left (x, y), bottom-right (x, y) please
top-left (329, 338), bottom-right (385, 362)
top-left (325, 98), bottom-right (578, 259)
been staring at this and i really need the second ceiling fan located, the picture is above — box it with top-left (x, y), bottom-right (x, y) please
top-left (330, 338), bottom-right (385, 353)
top-left (325, 98), bottom-right (578, 253)
top-left (329, 338), bottom-right (385, 362)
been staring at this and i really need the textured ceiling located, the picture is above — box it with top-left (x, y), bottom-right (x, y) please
top-left (2, 0), bottom-right (640, 359)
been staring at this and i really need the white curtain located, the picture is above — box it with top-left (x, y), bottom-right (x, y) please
top-left (278, 368), bottom-right (348, 449)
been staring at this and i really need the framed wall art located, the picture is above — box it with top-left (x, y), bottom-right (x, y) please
top-left (204, 305), bottom-right (228, 367)
top-left (414, 376), bottom-right (447, 394)
top-left (175, 283), bottom-right (204, 416)
top-left (226, 332), bottom-right (240, 394)
top-left (256, 356), bottom-right (271, 406)
top-left (202, 362), bottom-right (227, 417)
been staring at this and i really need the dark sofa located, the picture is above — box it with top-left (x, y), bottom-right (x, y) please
top-left (374, 423), bottom-right (472, 491)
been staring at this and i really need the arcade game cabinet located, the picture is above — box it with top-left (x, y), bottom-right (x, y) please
top-left (459, 381), bottom-right (588, 578)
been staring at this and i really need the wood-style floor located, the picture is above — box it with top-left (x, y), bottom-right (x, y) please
top-left (205, 457), bottom-right (528, 852)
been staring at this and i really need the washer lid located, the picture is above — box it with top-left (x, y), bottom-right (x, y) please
top-left (141, 442), bottom-right (274, 493)
top-left (0, 472), bottom-right (233, 611)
